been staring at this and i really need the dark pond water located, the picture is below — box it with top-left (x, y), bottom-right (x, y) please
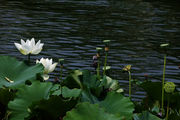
top-left (0, 0), bottom-right (180, 100)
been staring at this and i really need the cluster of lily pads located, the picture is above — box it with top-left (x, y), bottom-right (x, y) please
top-left (0, 38), bottom-right (179, 120)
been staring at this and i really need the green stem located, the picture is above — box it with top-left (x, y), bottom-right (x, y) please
top-left (128, 71), bottom-right (131, 98)
top-left (162, 54), bottom-right (166, 114)
top-left (166, 95), bottom-right (170, 120)
top-left (60, 65), bottom-right (63, 81)
top-left (97, 58), bottom-right (100, 79)
top-left (103, 52), bottom-right (108, 75)
top-left (28, 54), bottom-right (31, 65)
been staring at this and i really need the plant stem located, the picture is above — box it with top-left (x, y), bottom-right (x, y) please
top-left (28, 54), bottom-right (31, 65)
top-left (162, 54), bottom-right (166, 114)
top-left (166, 95), bottom-right (170, 120)
top-left (60, 65), bottom-right (63, 81)
top-left (128, 71), bottom-right (131, 98)
top-left (97, 58), bottom-right (100, 79)
top-left (103, 52), bottom-right (108, 75)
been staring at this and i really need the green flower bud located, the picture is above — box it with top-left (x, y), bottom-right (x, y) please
top-left (164, 82), bottom-right (175, 93)
top-left (59, 59), bottom-right (64, 65)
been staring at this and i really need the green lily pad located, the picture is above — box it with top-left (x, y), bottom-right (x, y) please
top-left (0, 56), bottom-right (43, 88)
top-left (133, 111), bottom-right (161, 120)
top-left (64, 102), bottom-right (119, 120)
top-left (100, 92), bottom-right (134, 120)
top-left (51, 84), bottom-right (82, 98)
top-left (28, 96), bottom-right (78, 120)
top-left (51, 84), bottom-right (61, 96)
top-left (62, 86), bottom-right (82, 98)
top-left (62, 70), bottom-right (83, 89)
top-left (8, 81), bottom-right (52, 120)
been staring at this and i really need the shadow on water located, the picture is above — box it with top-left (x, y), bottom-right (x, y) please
top-left (0, 0), bottom-right (179, 100)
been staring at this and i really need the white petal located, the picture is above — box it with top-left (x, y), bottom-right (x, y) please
top-left (49, 59), bottom-right (53, 65)
top-left (31, 44), bottom-right (43, 55)
top-left (31, 48), bottom-right (41, 54)
top-left (21, 39), bottom-right (25, 45)
top-left (15, 43), bottom-right (29, 55)
top-left (40, 58), bottom-right (45, 64)
top-left (36, 40), bottom-right (41, 47)
top-left (42, 74), bottom-right (49, 81)
top-left (31, 38), bottom-right (35, 47)
top-left (26, 39), bottom-right (30, 45)
top-left (36, 60), bottom-right (40, 64)
top-left (38, 43), bottom-right (44, 50)
top-left (14, 43), bottom-right (22, 50)
top-left (45, 62), bottom-right (51, 73)
top-left (22, 44), bottom-right (31, 54)
top-left (49, 62), bottom-right (58, 73)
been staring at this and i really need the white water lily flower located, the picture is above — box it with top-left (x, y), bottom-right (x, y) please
top-left (36, 58), bottom-right (58, 80)
top-left (14, 38), bottom-right (44, 55)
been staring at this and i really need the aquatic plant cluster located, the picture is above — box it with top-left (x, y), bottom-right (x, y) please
top-left (0, 38), bottom-right (179, 120)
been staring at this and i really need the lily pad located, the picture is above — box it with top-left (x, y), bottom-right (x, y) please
top-left (100, 92), bottom-right (134, 120)
top-left (62, 86), bottom-right (82, 98)
top-left (64, 102), bottom-right (119, 120)
top-left (8, 81), bottom-right (52, 120)
top-left (28, 96), bottom-right (78, 120)
top-left (62, 70), bottom-right (83, 89)
top-left (133, 111), bottom-right (161, 120)
top-left (0, 56), bottom-right (43, 88)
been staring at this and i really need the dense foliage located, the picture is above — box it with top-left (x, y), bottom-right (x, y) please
top-left (0, 56), bottom-right (179, 120)
top-left (0, 40), bottom-right (179, 120)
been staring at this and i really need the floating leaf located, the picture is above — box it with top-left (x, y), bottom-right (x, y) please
top-left (8, 81), bottom-right (52, 120)
top-left (62, 70), bottom-right (83, 89)
top-left (62, 86), bottom-right (81, 98)
top-left (0, 56), bottom-right (43, 88)
top-left (80, 90), bottom-right (99, 104)
top-left (64, 102), bottom-right (119, 120)
top-left (51, 84), bottom-right (61, 96)
top-left (133, 111), bottom-right (161, 120)
top-left (28, 96), bottom-right (77, 120)
top-left (100, 92), bottom-right (134, 120)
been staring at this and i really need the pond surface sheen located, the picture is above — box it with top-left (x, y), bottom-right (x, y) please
top-left (0, 0), bottom-right (180, 100)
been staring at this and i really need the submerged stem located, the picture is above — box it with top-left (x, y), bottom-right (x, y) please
top-left (103, 52), bottom-right (108, 75)
top-left (162, 54), bottom-right (166, 114)
top-left (128, 71), bottom-right (131, 98)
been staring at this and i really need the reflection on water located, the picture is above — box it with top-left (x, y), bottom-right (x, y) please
top-left (0, 0), bottom-right (179, 100)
